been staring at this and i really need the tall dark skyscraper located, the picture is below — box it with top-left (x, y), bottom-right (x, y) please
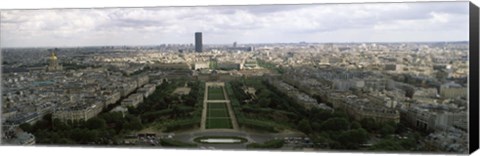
top-left (195, 32), bottom-right (202, 52)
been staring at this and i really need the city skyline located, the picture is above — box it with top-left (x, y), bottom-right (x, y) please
top-left (0, 2), bottom-right (469, 48)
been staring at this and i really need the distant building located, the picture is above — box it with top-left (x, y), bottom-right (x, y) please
top-left (194, 62), bottom-right (210, 70)
top-left (195, 32), bottom-right (203, 52)
top-left (243, 59), bottom-right (258, 69)
top-left (218, 62), bottom-right (240, 70)
top-left (433, 64), bottom-right (451, 71)
top-left (104, 92), bottom-right (121, 107)
top-left (384, 64), bottom-right (397, 71)
top-left (135, 75), bottom-right (149, 87)
top-left (233, 42), bottom-right (237, 48)
top-left (3, 131), bottom-right (36, 145)
top-left (226, 47), bottom-right (254, 52)
top-left (121, 93), bottom-right (144, 108)
top-left (53, 103), bottom-right (103, 122)
top-left (439, 82), bottom-right (467, 99)
top-left (403, 106), bottom-right (467, 132)
top-left (137, 84), bottom-right (156, 98)
top-left (46, 51), bottom-right (63, 72)
top-left (328, 93), bottom-right (400, 124)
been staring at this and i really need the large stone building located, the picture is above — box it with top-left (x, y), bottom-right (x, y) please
top-left (103, 91), bottom-right (121, 107)
top-left (136, 75), bottom-right (149, 87)
top-left (194, 62), bottom-right (210, 70)
top-left (267, 79), bottom-right (332, 111)
top-left (403, 106), bottom-right (467, 132)
top-left (46, 52), bottom-right (63, 72)
top-left (439, 82), bottom-right (467, 99)
top-left (52, 103), bottom-right (103, 122)
top-left (137, 84), bottom-right (156, 98)
top-left (328, 93), bottom-right (400, 123)
top-left (119, 81), bottom-right (137, 97)
top-left (121, 93), bottom-right (144, 108)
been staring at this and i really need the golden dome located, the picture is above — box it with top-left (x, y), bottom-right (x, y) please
top-left (50, 52), bottom-right (57, 60)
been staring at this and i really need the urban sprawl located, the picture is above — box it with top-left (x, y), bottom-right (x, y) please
top-left (1, 33), bottom-right (469, 153)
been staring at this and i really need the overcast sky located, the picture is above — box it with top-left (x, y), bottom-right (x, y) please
top-left (0, 2), bottom-right (469, 47)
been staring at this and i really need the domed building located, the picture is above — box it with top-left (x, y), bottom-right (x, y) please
top-left (46, 51), bottom-right (63, 72)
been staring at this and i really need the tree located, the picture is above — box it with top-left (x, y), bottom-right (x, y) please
top-left (398, 132), bottom-right (421, 150)
top-left (348, 128), bottom-right (369, 144)
top-left (99, 112), bottom-right (124, 125)
top-left (370, 139), bottom-right (405, 151)
top-left (171, 105), bottom-right (180, 118)
top-left (332, 111), bottom-right (348, 118)
top-left (312, 95), bottom-right (324, 103)
top-left (124, 115), bottom-right (143, 131)
top-left (395, 121), bottom-right (409, 134)
top-left (33, 120), bottom-right (51, 130)
top-left (53, 118), bottom-right (71, 131)
top-left (350, 121), bottom-right (362, 129)
top-left (337, 128), bottom-right (369, 149)
top-left (57, 138), bottom-right (75, 144)
top-left (43, 113), bottom-right (52, 121)
top-left (247, 139), bottom-right (284, 149)
top-left (320, 117), bottom-right (350, 131)
top-left (298, 119), bottom-right (312, 134)
top-left (257, 89), bottom-right (272, 99)
top-left (85, 117), bottom-right (107, 130)
top-left (19, 123), bottom-right (33, 133)
top-left (405, 87), bottom-right (415, 98)
top-left (184, 96), bottom-right (196, 107)
top-left (311, 122), bottom-right (323, 132)
top-left (380, 124), bottom-right (395, 137)
top-left (309, 108), bottom-right (333, 121)
top-left (257, 98), bottom-right (271, 108)
top-left (360, 118), bottom-right (380, 132)
top-left (69, 128), bottom-right (84, 142)
top-left (311, 134), bottom-right (330, 148)
top-left (83, 130), bottom-right (99, 143)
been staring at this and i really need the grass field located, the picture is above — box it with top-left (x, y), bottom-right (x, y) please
top-left (208, 103), bottom-right (227, 109)
top-left (208, 109), bottom-right (228, 117)
top-left (206, 118), bottom-right (232, 129)
top-left (206, 102), bottom-right (232, 129)
top-left (208, 87), bottom-right (225, 100)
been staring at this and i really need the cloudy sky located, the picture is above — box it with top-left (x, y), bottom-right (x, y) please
top-left (0, 2), bottom-right (469, 47)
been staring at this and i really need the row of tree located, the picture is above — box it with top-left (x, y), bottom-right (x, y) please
top-left (228, 77), bottom-right (415, 150)
top-left (21, 80), bottom-right (203, 144)
top-left (256, 59), bottom-right (285, 74)
top-left (20, 112), bottom-right (142, 145)
top-left (128, 80), bottom-right (202, 132)
top-left (246, 139), bottom-right (285, 149)
top-left (228, 79), bottom-right (301, 132)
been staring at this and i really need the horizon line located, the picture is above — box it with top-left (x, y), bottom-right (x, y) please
top-left (0, 40), bottom-right (469, 49)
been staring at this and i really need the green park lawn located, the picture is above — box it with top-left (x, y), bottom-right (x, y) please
top-left (208, 87), bottom-right (225, 100)
top-left (208, 102), bottom-right (227, 109)
top-left (206, 118), bottom-right (233, 129)
top-left (206, 102), bottom-right (232, 129)
top-left (208, 109), bottom-right (229, 118)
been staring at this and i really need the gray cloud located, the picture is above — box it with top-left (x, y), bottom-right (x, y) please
top-left (0, 2), bottom-right (469, 47)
